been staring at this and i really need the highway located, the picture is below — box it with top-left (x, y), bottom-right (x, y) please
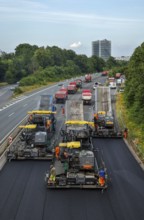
top-left (0, 82), bottom-right (68, 141)
top-left (0, 85), bottom-right (14, 107)
top-left (0, 74), bottom-right (101, 141)
top-left (0, 75), bottom-right (144, 220)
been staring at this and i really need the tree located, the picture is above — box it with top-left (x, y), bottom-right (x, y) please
top-left (0, 59), bottom-right (7, 82)
top-left (124, 42), bottom-right (144, 123)
top-left (106, 56), bottom-right (118, 69)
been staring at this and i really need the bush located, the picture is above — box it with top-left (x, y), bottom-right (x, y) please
top-left (14, 87), bottom-right (23, 95)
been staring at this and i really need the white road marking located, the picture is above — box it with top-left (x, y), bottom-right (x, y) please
top-left (8, 112), bottom-right (14, 117)
top-left (23, 104), bottom-right (27, 107)
top-left (0, 84), bottom-right (59, 113)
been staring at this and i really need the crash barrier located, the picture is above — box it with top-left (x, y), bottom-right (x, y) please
top-left (0, 115), bottom-right (28, 170)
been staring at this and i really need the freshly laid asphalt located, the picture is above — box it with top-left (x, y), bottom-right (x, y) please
top-left (0, 75), bottom-right (144, 220)
top-left (0, 138), bottom-right (144, 220)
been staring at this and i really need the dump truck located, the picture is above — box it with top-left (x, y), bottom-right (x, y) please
top-left (7, 110), bottom-right (57, 160)
top-left (109, 81), bottom-right (116, 89)
top-left (82, 89), bottom-right (92, 105)
top-left (59, 87), bottom-right (68, 96)
top-left (45, 139), bottom-right (108, 189)
top-left (55, 90), bottom-right (68, 104)
top-left (115, 73), bottom-right (121, 79)
top-left (69, 81), bottom-right (77, 87)
top-left (67, 84), bottom-right (77, 94)
top-left (75, 79), bottom-right (82, 88)
top-left (101, 71), bottom-right (109, 76)
top-left (85, 74), bottom-right (92, 82)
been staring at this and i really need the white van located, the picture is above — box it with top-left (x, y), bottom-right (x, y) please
top-left (109, 82), bottom-right (116, 89)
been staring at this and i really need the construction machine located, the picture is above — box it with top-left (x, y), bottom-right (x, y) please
top-left (93, 86), bottom-right (122, 138)
top-left (45, 140), bottom-right (108, 189)
top-left (7, 110), bottom-right (57, 160)
top-left (39, 94), bottom-right (54, 111)
top-left (60, 100), bottom-right (93, 141)
top-left (93, 111), bottom-right (122, 138)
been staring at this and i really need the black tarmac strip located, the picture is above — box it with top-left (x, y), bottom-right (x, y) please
top-left (0, 76), bottom-right (144, 220)
top-left (0, 139), bottom-right (144, 220)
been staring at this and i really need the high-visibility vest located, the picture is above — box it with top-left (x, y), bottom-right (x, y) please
top-left (98, 177), bottom-right (105, 186)
top-left (55, 147), bottom-right (60, 158)
top-left (49, 174), bottom-right (56, 182)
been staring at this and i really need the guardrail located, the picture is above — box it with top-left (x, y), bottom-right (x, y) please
top-left (0, 116), bottom-right (28, 170)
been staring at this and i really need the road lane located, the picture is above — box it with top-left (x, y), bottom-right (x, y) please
top-left (0, 85), bottom-right (18, 107)
top-left (0, 74), bottom-right (101, 141)
top-left (0, 77), bottom-right (144, 220)
top-left (0, 84), bottom-right (64, 141)
top-left (0, 138), bottom-right (144, 220)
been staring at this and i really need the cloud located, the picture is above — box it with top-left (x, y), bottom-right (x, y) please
top-left (69, 41), bottom-right (82, 48)
top-left (0, 0), bottom-right (144, 31)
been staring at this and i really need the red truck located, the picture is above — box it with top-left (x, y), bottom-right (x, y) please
top-left (85, 74), bottom-right (92, 82)
top-left (69, 81), bottom-right (77, 87)
top-left (115, 73), bottom-right (121, 79)
top-left (75, 79), bottom-right (82, 88)
top-left (67, 84), bottom-right (77, 94)
top-left (59, 87), bottom-right (68, 96)
top-left (101, 71), bottom-right (109, 76)
top-left (82, 89), bottom-right (92, 105)
top-left (55, 90), bottom-right (68, 103)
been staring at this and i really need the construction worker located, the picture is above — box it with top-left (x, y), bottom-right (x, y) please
top-left (46, 119), bottom-right (51, 128)
top-left (63, 150), bottom-right (69, 159)
top-left (49, 165), bottom-right (56, 183)
top-left (123, 128), bottom-right (128, 138)
top-left (98, 177), bottom-right (105, 187)
top-left (63, 161), bottom-right (69, 174)
top-left (55, 146), bottom-right (60, 160)
top-left (61, 106), bottom-right (65, 115)
top-left (28, 114), bottom-right (33, 123)
top-left (98, 169), bottom-right (106, 187)
top-left (52, 105), bottom-right (56, 112)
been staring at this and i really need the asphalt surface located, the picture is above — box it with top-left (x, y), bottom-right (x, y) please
top-left (0, 85), bottom-right (14, 107)
top-left (0, 82), bottom-right (68, 141)
top-left (0, 74), bottom-right (101, 141)
top-left (0, 139), bottom-right (144, 220)
top-left (0, 74), bottom-right (144, 220)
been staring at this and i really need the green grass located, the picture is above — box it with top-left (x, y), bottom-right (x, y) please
top-left (116, 93), bottom-right (144, 162)
top-left (13, 82), bottom-right (56, 97)
top-left (0, 82), bottom-right (8, 87)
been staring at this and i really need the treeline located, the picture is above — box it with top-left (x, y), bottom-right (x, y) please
top-left (124, 42), bottom-right (144, 125)
top-left (0, 43), bottom-right (127, 86)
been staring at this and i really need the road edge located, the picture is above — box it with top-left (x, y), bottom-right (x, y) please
top-left (123, 138), bottom-right (144, 171)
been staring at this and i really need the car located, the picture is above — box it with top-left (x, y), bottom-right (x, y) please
top-left (58, 83), bottom-right (64, 86)
top-left (93, 82), bottom-right (102, 89)
top-left (119, 87), bottom-right (125, 92)
top-left (93, 82), bottom-right (98, 89)
top-left (10, 87), bottom-right (15, 91)
top-left (109, 82), bottom-right (116, 89)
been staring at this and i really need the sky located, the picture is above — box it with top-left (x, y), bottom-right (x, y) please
top-left (0, 0), bottom-right (144, 57)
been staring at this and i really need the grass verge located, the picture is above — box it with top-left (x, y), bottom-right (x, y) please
top-left (13, 82), bottom-right (56, 97)
top-left (116, 92), bottom-right (144, 163)
top-left (0, 82), bottom-right (8, 87)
